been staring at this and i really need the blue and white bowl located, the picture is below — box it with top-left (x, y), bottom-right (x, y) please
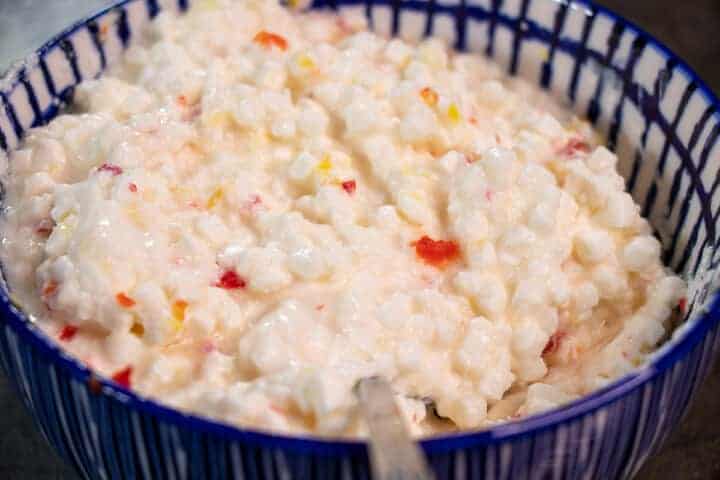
top-left (1, 1), bottom-right (719, 478)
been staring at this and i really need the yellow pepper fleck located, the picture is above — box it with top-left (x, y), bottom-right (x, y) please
top-left (57, 210), bottom-right (74, 223)
top-left (297, 53), bottom-right (316, 70)
top-left (447, 103), bottom-right (462, 124)
top-left (316, 154), bottom-right (332, 173)
top-left (207, 187), bottom-right (224, 209)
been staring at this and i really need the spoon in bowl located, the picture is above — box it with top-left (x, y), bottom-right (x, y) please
top-left (355, 376), bottom-right (436, 480)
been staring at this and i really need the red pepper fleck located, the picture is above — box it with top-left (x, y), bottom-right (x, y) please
top-left (253, 31), bottom-right (288, 51)
top-left (35, 219), bottom-right (54, 237)
top-left (542, 331), bottom-right (566, 356)
top-left (111, 366), bottom-right (133, 389)
top-left (58, 324), bottom-right (79, 342)
top-left (214, 270), bottom-right (246, 290)
top-left (485, 189), bottom-right (494, 202)
top-left (98, 163), bottom-right (123, 175)
top-left (413, 236), bottom-right (461, 267)
top-left (558, 138), bottom-right (591, 157)
top-left (341, 180), bottom-right (357, 195)
top-left (315, 304), bottom-right (325, 311)
top-left (177, 94), bottom-right (188, 106)
top-left (116, 292), bottom-right (136, 308)
top-left (678, 297), bottom-right (688, 313)
top-left (128, 183), bottom-right (138, 193)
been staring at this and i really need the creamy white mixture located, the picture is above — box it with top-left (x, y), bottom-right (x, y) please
top-left (0, 0), bottom-right (685, 436)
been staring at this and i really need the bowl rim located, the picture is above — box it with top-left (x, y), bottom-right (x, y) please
top-left (1, 0), bottom-right (719, 456)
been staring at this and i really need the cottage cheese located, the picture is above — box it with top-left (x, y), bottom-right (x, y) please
top-left (0, 0), bottom-right (685, 436)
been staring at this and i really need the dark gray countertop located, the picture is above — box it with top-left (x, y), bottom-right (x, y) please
top-left (0, 1), bottom-right (719, 478)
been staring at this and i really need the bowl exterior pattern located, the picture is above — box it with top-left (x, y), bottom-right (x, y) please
top-left (1, 1), bottom-right (720, 479)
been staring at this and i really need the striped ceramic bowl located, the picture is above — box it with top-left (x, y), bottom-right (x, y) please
top-left (1, 1), bottom-right (719, 479)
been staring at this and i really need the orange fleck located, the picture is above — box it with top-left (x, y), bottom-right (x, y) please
top-left (420, 87), bottom-right (438, 107)
top-left (177, 94), bottom-right (188, 106)
top-left (172, 300), bottom-right (188, 328)
top-left (253, 31), bottom-right (288, 51)
top-left (116, 292), bottom-right (136, 308)
top-left (128, 183), bottom-right (138, 193)
top-left (315, 304), bottom-right (325, 311)
top-left (42, 281), bottom-right (59, 298)
top-left (413, 236), bottom-right (461, 267)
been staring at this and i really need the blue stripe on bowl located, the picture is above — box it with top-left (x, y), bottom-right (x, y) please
top-left (0, 0), bottom-right (719, 478)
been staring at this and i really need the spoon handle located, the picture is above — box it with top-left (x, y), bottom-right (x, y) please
top-left (356, 377), bottom-right (435, 480)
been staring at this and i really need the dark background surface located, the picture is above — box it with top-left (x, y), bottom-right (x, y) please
top-left (1, 0), bottom-right (719, 478)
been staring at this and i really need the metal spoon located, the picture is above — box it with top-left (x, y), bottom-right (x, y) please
top-left (355, 376), bottom-right (436, 480)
